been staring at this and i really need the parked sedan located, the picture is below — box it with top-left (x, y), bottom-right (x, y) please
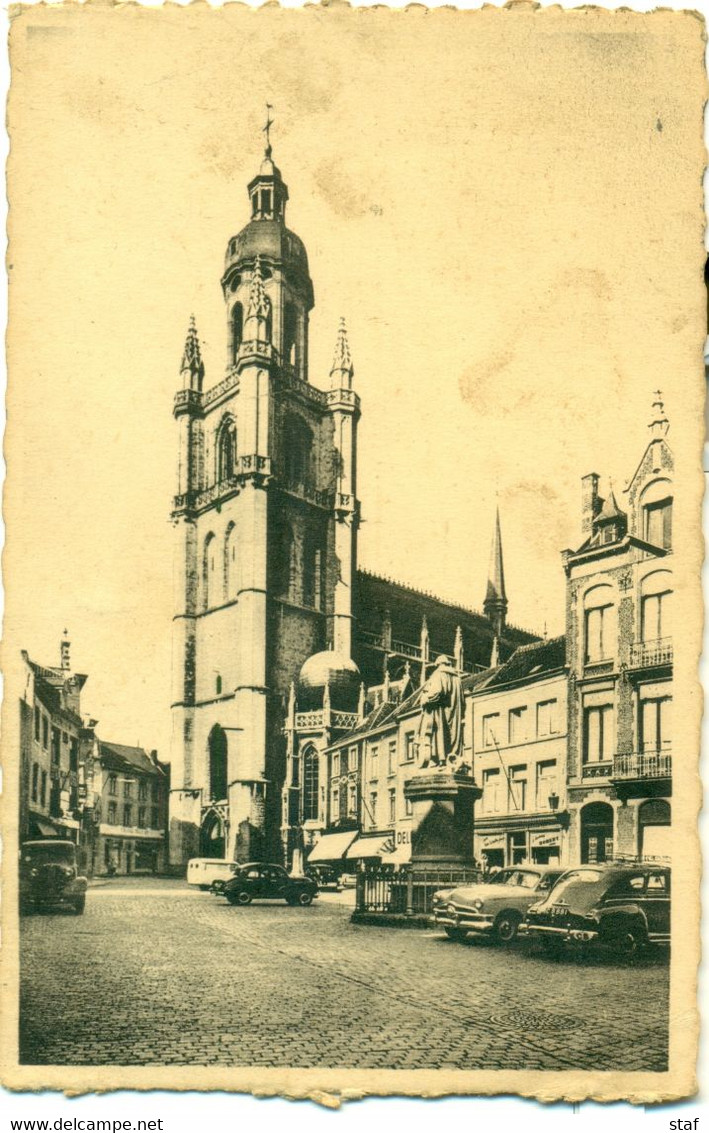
top-left (222, 862), bottom-right (318, 907)
top-left (19, 839), bottom-right (88, 916)
top-left (524, 863), bottom-right (671, 956)
top-left (432, 865), bottom-right (564, 943)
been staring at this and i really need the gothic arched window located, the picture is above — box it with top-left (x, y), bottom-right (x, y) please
top-left (217, 419), bottom-right (237, 482)
top-left (231, 303), bottom-right (243, 364)
top-left (224, 522), bottom-right (237, 601)
top-left (202, 532), bottom-right (216, 612)
top-left (303, 746), bottom-right (319, 821)
top-left (207, 725), bottom-right (228, 803)
top-left (284, 415), bottom-right (314, 491)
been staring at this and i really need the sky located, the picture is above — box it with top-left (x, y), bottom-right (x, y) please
top-left (4, 2), bottom-right (706, 760)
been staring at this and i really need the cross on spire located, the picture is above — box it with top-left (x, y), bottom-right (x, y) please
top-left (649, 389), bottom-right (669, 440)
top-left (263, 103), bottom-right (274, 157)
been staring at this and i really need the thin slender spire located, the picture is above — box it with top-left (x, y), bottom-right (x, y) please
top-left (649, 389), bottom-right (669, 440)
top-left (330, 317), bottom-right (354, 389)
top-left (180, 315), bottom-right (204, 387)
top-left (484, 506), bottom-right (508, 638)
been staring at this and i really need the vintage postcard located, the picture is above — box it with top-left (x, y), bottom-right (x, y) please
top-left (0, 0), bottom-right (705, 1104)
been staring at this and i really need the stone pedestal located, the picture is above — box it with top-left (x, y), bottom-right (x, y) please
top-left (404, 770), bottom-right (481, 869)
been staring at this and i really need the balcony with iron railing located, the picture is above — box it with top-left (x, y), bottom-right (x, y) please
top-left (629, 637), bottom-right (672, 669)
top-left (612, 748), bottom-right (672, 782)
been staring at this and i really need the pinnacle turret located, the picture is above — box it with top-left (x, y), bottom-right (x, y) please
top-left (242, 255), bottom-right (272, 344)
top-left (330, 317), bottom-right (354, 389)
top-left (180, 315), bottom-right (204, 390)
top-left (649, 390), bottom-right (669, 440)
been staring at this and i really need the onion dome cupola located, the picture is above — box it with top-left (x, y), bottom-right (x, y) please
top-left (221, 109), bottom-right (314, 376)
top-left (297, 650), bottom-right (362, 714)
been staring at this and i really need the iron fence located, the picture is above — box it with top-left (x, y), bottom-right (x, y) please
top-left (355, 864), bottom-right (482, 916)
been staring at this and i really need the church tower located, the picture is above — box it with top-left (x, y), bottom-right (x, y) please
top-left (169, 129), bottom-right (361, 866)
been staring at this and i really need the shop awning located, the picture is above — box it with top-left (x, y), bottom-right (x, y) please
top-left (346, 834), bottom-right (396, 860)
top-left (381, 843), bottom-right (411, 865)
top-left (308, 831), bottom-right (358, 863)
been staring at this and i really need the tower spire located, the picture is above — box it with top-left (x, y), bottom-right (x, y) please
top-left (330, 317), bottom-right (354, 389)
top-left (180, 315), bottom-right (204, 390)
top-left (484, 506), bottom-right (508, 638)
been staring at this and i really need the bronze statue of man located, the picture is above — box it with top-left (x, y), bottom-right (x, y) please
top-left (415, 654), bottom-right (463, 769)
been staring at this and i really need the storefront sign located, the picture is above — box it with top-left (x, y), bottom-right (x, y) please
top-left (530, 831), bottom-right (560, 849)
top-left (479, 833), bottom-right (505, 849)
top-left (396, 829), bottom-right (410, 845)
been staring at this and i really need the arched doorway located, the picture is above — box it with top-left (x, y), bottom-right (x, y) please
top-left (200, 810), bottom-right (225, 859)
top-left (580, 801), bottom-right (614, 864)
top-left (639, 799), bottom-right (671, 861)
top-left (208, 725), bottom-right (228, 802)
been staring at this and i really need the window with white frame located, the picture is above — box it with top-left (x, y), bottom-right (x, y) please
top-left (482, 713), bottom-right (500, 748)
top-left (388, 789), bottom-right (396, 823)
top-left (509, 765), bottom-right (527, 811)
top-left (536, 699), bottom-right (558, 737)
top-left (508, 706), bottom-right (528, 744)
top-left (482, 768), bottom-right (501, 814)
top-left (536, 760), bottom-right (558, 808)
top-left (370, 746), bottom-right (379, 779)
top-left (583, 704), bottom-right (614, 765)
top-left (583, 584), bottom-right (615, 663)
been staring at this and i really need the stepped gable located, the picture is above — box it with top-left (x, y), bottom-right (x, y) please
top-left (353, 569), bottom-right (539, 688)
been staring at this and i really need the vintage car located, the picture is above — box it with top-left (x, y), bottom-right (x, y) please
top-left (221, 862), bottom-right (319, 907)
top-left (524, 863), bottom-right (671, 956)
top-left (305, 864), bottom-right (341, 890)
top-left (19, 839), bottom-right (88, 916)
top-left (432, 865), bottom-right (564, 943)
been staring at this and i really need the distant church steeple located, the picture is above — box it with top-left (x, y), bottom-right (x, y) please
top-left (484, 506), bottom-right (508, 639)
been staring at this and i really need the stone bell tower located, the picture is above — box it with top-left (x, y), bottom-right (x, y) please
top-left (169, 129), bottom-right (361, 868)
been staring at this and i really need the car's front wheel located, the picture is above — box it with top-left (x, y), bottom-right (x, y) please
top-left (227, 890), bottom-right (252, 906)
top-left (493, 911), bottom-right (521, 944)
top-left (444, 927), bottom-right (467, 943)
top-left (293, 890), bottom-right (313, 907)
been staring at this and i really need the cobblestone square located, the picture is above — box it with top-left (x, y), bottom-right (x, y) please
top-left (20, 878), bottom-right (669, 1070)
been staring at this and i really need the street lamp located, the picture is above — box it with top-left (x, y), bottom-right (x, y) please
top-left (548, 791), bottom-right (560, 811)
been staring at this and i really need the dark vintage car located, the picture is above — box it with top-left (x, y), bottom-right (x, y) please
top-left (222, 862), bottom-right (318, 907)
top-left (432, 865), bottom-right (564, 943)
top-left (20, 839), bottom-right (88, 915)
top-left (524, 863), bottom-right (671, 956)
top-left (305, 864), bottom-right (341, 890)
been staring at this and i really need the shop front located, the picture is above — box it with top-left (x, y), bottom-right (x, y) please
top-left (476, 819), bottom-right (565, 869)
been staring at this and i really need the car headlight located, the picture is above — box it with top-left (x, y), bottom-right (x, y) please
top-left (447, 902), bottom-right (456, 914)
top-left (472, 899), bottom-right (484, 911)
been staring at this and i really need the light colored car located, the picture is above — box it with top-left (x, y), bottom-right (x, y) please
top-left (186, 857), bottom-right (239, 891)
top-left (432, 865), bottom-right (564, 944)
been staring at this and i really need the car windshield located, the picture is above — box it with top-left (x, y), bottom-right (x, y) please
top-left (544, 869), bottom-right (609, 911)
top-left (487, 869), bottom-right (540, 888)
top-left (21, 843), bottom-right (75, 865)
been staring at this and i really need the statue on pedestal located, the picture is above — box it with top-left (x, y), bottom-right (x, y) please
top-left (415, 654), bottom-right (463, 770)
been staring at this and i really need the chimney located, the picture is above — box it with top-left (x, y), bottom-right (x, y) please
top-left (581, 473), bottom-right (601, 538)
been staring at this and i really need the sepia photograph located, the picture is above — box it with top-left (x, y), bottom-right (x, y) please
top-left (0, 0), bottom-right (705, 1104)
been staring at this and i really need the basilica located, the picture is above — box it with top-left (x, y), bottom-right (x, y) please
top-left (168, 141), bottom-right (536, 869)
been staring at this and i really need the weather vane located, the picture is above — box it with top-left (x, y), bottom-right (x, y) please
top-left (263, 103), bottom-right (274, 154)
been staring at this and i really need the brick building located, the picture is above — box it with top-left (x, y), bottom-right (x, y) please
top-left (562, 394), bottom-right (673, 863)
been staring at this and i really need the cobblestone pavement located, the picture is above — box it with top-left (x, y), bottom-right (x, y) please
top-left (20, 878), bottom-right (669, 1069)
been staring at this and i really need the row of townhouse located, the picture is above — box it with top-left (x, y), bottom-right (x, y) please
top-left (19, 639), bottom-right (169, 876)
top-left (297, 395), bottom-right (673, 872)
